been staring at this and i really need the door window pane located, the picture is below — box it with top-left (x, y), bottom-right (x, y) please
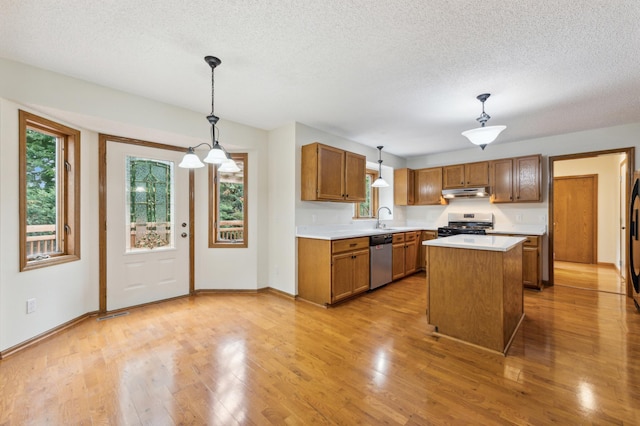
top-left (126, 156), bottom-right (174, 251)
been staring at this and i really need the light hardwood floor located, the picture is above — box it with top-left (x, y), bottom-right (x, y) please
top-left (554, 261), bottom-right (626, 294)
top-left (1, 273), bottom-right (639, 425)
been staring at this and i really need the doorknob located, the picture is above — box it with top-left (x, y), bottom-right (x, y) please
top-left (181, 232), bottom-right (188, 238)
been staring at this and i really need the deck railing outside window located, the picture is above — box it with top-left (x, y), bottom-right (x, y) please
top-left (218, 220), bottom-right (244, 242)
top-left (26, 224), bottom-right (57, 258)
top-left (27, 221), bottom-right (246, 257)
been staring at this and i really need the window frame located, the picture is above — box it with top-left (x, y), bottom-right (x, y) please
top-left (353, 169), bottom-right (379, 219)
top-left (19, 110), bottom-right (81, 271)
top-left (208, 153), bottom-right (248, 248)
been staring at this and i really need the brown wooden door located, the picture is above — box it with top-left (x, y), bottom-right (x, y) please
top-left (523, 246), bottom-right (539, 287)
top-left (393, 168), bottom-right (415, 206)
top-left (443, 165), bottom-right (465, 189)
top-left (331, 252), bottom-right (353, 302)
top-left (490, 158), bottom-right (513, 203)
top-left (465, 161), bottom-right (489, 186)
top-left (352, 249), bottom-right (370, 294)
top-left (317, 144), bottom-right (345, 200)
top-left (392, 242), bottom-right (405, 280)
top-left (553, 175), bottom-right (597, 263)
top-left (415, 167), bottom-right (443, 205)
top-left (344, 151), bottom-right (366, 201)
top-left (515, 155), bottom-right (541, 202)
top-left (405, 239), bottom-right (418, 275)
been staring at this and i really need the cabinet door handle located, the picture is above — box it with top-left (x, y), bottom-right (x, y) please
top-left (350, 243), bottom-right (357, 247)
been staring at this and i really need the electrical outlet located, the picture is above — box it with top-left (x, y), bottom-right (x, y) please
top-left (26, 298), bottom-right (36, 314)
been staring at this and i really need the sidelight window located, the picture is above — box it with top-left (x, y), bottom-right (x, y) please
top-left (19, 110), bottom-right (81, 271)
top-left (209, 153), bottom-right (247, 247)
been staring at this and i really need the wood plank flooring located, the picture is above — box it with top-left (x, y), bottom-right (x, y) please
top-left (1, 273), bottom-right (639, 425)
top-left (554, 261), bottom-right (626, 294)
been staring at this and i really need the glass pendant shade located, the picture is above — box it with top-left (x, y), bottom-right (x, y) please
top-left (461, 125), bottom-right (506, 146)
top-left (218, 156), bottom-right (241, 173)
top-left (203, 144), bottom-right (228, 164)
top-left (178, 149), bottom-right (205, 168)
top-left (371, 177), bottom-right (389, 188)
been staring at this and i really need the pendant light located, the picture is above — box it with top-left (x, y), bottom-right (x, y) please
top-left (179, 56), bottom-right (238, 169)
top-left (371, 146), bottom-right (389, 188)
top-left (461, 93), bottom-right (506, 150)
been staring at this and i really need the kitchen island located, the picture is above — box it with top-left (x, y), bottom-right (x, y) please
top-left (423, 235), bottom-right (526, 355)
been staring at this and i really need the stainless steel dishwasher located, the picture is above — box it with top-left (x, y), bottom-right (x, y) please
top-left (370, 234), bottom-right (393, 290)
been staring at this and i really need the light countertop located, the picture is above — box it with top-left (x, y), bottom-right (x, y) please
top-left (295, 224), bottom-right (545, 241)
top-left (423, 234), bottom-right (526, 252)
top-left (296, 226), bottom-right (427, 240)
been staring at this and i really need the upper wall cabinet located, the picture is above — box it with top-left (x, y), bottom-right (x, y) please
top-left (415, 167), bottom-right (447, 205)
top-left (394, 168), bottom-right (415, 206)
top-left (301, 142), bottom-right (366, 202)
top-left (490, 154), bottom-right (541, 203)
top-left (442, 161), bottom-right (489, 189)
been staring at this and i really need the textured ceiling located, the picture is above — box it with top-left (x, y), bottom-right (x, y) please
top-left (1, 1), bottom-right (640, 157)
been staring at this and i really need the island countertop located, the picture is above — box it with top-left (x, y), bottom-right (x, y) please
top-left (423, 234), bottom-right (526, 252)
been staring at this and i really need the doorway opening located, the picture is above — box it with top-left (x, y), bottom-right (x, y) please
top-left (548, 147), bottom-right (634, 296)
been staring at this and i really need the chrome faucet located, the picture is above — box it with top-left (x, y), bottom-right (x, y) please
top-left (376, 206), bottom-right (392, 229)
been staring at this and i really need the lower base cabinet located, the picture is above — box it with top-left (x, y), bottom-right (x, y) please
top-left (522, 236), bottom-right (542, 290)
top-left (392, 231), bottom-right (421, 280)
top-left (504, 234), bottom-right (542, 290)
top-left (297, 237), bottom-right (370, 306)
top-left (419, 230), bottom-right (437, 270)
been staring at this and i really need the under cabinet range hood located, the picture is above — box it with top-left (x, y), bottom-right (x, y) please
top-left (442, 187), bottom-right (490, 199)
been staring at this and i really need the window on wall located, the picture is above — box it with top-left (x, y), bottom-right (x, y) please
top-left (209, 153), bottom-right (248, 247)
top-left (354, 169), bottom-right (379, 219)
top-left (19, 110), bottom-right (81, 271)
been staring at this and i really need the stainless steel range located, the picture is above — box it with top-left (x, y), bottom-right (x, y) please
top-left (437, 212), bottom-right (494, 237)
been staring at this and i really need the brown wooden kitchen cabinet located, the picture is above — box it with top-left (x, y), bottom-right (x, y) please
top-left (514, 155), bottom-right (541, 202)
top-left (392, 233), bottom-right (406, 280)
top-left (502, 234), bottom-right (542, 290)
top-left (405, 231), bottom-right (420, 275)
top-left (419, 230), bottom-right (437, 270)
top-left (392, 231), bottom-right (420, 280)
top-left (443, 162), bottom-right (489, 189)
top-left (490, 158), bottom-right (514, 202)
top-left (521, 235), bottom-right (542, 289)
top-left (394, 168), bottom-right (415, 205)
top-left (490, 155), bottom-right (541, 203)
top-left (301, 142), bottom-right (366, 202)
top-left (415, 167), bottom-right (447, 205)
top-left (297, 236), bottom-right (370, 306)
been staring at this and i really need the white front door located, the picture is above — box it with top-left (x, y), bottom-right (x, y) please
top-left (106, 141), bottom-right (190, 311)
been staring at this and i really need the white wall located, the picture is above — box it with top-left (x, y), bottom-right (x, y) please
top-left (554, 154), bottom-right (624, 266)
top-left (267, 122), bottom-right (297, 295)
top-left (193, 120), bottom-right (269, 290)
top-left (0, 58), bottom-right (270, 351)
top-left (0, 99), bottom-right (100, 351)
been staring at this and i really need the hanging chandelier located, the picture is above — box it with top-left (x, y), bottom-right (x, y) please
top-left (461, 93), bottom-right (506, 150)
top-left (371, 146), bottom-right (389, 188)
top-left (179, 56), bottom-right (239, 172)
